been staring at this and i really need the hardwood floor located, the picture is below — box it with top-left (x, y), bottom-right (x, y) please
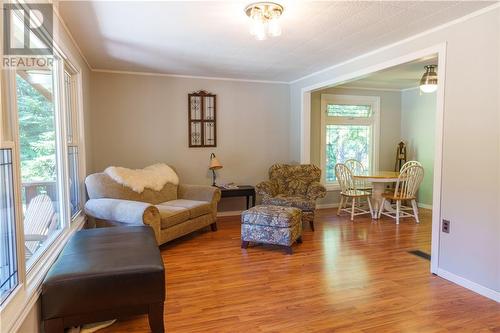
top-left (101, 209), bottom-right (500, 332)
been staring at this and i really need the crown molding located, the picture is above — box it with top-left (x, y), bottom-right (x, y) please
top-left (321, 85), bottom-right (421, 93)
top-left (332, 86), bottom-right (405, 92)
top-left (91, 68), bottom-right (288, 84)
top-left (400, 86), bottom-right (421, 92)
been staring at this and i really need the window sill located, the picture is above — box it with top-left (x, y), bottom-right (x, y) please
top-left (0, 215), bottom-right (86, 333)
top-left (25, 228), bottom-right (64, 272)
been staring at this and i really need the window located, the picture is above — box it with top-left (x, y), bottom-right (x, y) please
top-left (16, 65), bottom-right (64, 268)
top-left (0, 4), bottom-right (85, 329)
top-left (326, 104), bottom-right (372, 118)
top-left (320, 94), bottom-right (380, 186)
top-left (0, 23), bottom-right (85, 329)
top-left (0, 149), bottom-right (17, 304)
top-left (64, 70), bottom-right (82, 218)
top-left (67, 146), bottom-right (80, 217)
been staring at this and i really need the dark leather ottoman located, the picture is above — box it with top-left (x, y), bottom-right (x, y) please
top-left (41, 226), bottom-right (165, 333)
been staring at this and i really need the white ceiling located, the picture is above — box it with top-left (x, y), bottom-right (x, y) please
top-left (338, 56), bottom-right (439, 90)
top-left (58, 1), bottom-right (493, 82)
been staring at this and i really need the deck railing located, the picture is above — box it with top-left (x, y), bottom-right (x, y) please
top-left (22, 181), bottom-right (57, 206)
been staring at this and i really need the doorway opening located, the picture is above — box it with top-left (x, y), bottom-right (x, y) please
top-left (300, 44), bottom-right (446, 273)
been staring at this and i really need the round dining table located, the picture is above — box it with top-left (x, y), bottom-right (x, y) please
top-left (352, 171), bottom-right (400, 219)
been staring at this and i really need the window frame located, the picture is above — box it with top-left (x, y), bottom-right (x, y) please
top-left (63, 66), bottom-right (84, 220)
top-left (0, 20), bottom-right (87, 333)
top-left (320, 94), bottom-right (380, 191)
top-left (16, 54), bottom-right (69, 270)
top-left (0, 148), bottom-right (18, 305)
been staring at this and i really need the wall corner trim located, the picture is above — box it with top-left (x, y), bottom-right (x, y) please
top-left (52, 5), bottom-right (93, 71)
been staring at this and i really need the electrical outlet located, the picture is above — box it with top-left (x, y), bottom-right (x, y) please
top-left (442, 219), bottom-right (450, 233)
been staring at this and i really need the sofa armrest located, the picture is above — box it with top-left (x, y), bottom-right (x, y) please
top-left (84, 198), bottom-right (161, 243)
top-left (178, 185), bottom-right (221, 220)
top-left (255, 180), bottom-right (277, 197)
top-left (306, 182), bottom-right (327, 201)
top-left (178, 184), bottom-right (221, 204)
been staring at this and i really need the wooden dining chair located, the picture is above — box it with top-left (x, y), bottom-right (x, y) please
top-left (378, 162), bottom-right (424, 224)
top-left (401, 160), bottom-right (422, 169)
top-left (344, 159), bottom-right (372, 191)
top-left (335, 163), bottom-right (373, 221)
top-left (397, 160), bottom-right (423, 210)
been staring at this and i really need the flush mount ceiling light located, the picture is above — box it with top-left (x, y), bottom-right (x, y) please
top-left (419, 65), bottom-right (438, 93)
top-left (245, 2), bottom-right (284, 41)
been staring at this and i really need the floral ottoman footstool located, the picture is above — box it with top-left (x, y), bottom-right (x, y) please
top-left (241, 205), bottom-right (302, 254)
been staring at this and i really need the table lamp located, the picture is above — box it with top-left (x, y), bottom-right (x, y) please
top-left (208, 153), bottom-right (222, 186)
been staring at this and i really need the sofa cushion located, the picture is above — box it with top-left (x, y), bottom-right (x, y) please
top-left (85, 172), bottom-right (178, 205)
top-left (160, 199), bottom-right (211, 219)
top-left (262, 195), bottom-right (315, 211)
top-left (156, 205), bottom-right (190, 229)
top-left (241, 205), bottom-right (302, 228)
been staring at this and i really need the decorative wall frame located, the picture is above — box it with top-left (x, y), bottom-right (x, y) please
top-left (188, 90), bottom-right (217, 147)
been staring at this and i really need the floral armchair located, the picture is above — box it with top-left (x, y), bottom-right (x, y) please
top-left (255, 164), bottom-right (327, 231)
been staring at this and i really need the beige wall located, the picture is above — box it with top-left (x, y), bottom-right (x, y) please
top-left (401, 88), bottom-right (436, 206)
top-left (89, 72), bottom-right (290, 211)
top-left (290, 8), bottom-right (500, 292)
top-left (310, 87), bottom-right (402, 206)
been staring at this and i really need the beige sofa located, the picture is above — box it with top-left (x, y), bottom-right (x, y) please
top-left (84, 173), bottom-right (221, 245)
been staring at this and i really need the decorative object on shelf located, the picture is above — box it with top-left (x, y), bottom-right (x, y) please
top-left (208, 153), bottom-right (223, 186)
top-left (218, 182), bottom-right (239, 190)
top-left (394, 141), bottom-right (407, 171)
top-left (245, 2), bottom-right (284, 40)
top-left (419, 65), bottom-right (438, 93)
top-left (188, 90), bottom-right (216, 147)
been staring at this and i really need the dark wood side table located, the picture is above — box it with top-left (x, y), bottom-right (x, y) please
top-left (218, 185), bottom-right (256, 209)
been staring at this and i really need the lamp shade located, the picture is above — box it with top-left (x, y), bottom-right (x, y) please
top-left (209, 154), bottom-right (222, 170)
top-left (420, 65), bottom-right (438, 93)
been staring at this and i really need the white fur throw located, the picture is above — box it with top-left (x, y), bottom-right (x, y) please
top-left (104, 163), bottom-right (179, 193)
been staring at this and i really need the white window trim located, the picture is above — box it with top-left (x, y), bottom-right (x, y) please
top-left (0, 32), bottom-right (87, 333)
top-left (319, 94), bottom-right (380, 191)
top-left (64, 66), bottom-right (85, 220)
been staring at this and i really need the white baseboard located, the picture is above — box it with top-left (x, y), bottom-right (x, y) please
top-left (316, 203), bottom-right (340, 209)
top-left (418, 202), bottom-right (433, 209)
top-left (317, 202), bottom-right (433, 210)
top-left (219, 205), bottom-right (342, 213)
top-left (437, 268), bottom-right (500, 303)
top-left (224, 202), bottom-right (430, 212)
top-left (217, 210), bottom-right (243, 217)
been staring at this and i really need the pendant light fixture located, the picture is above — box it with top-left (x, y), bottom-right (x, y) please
top-left (245, 2), bottom-right (284, 41)
top-left (419, 65), bottom-right (438, 93)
